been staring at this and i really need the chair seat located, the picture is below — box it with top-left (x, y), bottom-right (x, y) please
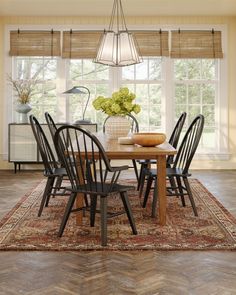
top-left (166, 167), bottom-right (191, 177)
top-left (66, 182), bottom-right (135, 196)
top-left (148, 167), bottom-right (191, 177)
top-left (44, 167), bottom-right (67, 177)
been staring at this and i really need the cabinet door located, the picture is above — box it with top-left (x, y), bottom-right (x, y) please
top-left (9, 124), bottom-right (38, 162)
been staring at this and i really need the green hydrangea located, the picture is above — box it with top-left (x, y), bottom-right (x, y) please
top-left (92, 87), bottom-right (141, 116)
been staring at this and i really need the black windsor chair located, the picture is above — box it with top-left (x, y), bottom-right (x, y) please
top-left (54, 125), bottom-right (137, 246)
top-left (142, 114), bottom-right (204, 217)
top-left (29, 115), bottom-right (68, 217)
top-left (137, 112), bottom-right (187, 195)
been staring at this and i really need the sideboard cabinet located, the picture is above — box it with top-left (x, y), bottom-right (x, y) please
top-left (8, 123), bottom-right (97, 172)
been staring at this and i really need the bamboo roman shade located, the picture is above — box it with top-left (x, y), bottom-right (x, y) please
top-left (132, 31), bottom-right (169, 56)
top-left (62, 31), bottom-right (103, 59)
top-left (9, 29), bottom-right (224, 59)
top-left (170, 30), bottom-right (223, 58)
top-left (10, 30), bottom-right (61, 57)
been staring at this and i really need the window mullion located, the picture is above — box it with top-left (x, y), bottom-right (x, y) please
top-left (165, 57), bottom-right (174, 137)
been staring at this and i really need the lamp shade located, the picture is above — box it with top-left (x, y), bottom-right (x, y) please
top-left (95, 31), bottom-right (141, 67)
top-left (63, 86), bottom-right (86, 94)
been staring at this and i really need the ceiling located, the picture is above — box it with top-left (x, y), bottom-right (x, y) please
top-left (0, 0), bottom-right (236, 17)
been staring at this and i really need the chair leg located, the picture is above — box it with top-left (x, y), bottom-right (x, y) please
top-left (137, 163), bottom-right (144, 191)
top-left (151, 178), bottom-right (158, 218)
top-left (176, 176), bottom-right (186, 207)
top-left (138, 163), bottom-right (148, 195)
top-left (52, 175), bottom-right (63, 196)
top-left (100, 196), bottom-right (108, 246)
top-left (38, 177), bottom-right (54, 217)
top-left (168, 176), bottom-right (178, 195)
top-left (132, 159), bottom-right (139, 182)
top-left (45, 177), bottom-right (56, 207)
top-left (58, 192), bottom-right (77, 237)
top-left (90, 195), bottom-right (97, 227)
top-left (183, 177), bottom-right (198, 217)
top-left (120, 191), bottom-right (137, 235)
top-left (84, 193), bottom-right (89, 208)
top-left (142, 175), bottom-right (153, 208)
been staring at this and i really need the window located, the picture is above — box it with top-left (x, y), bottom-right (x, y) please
top-left (121, 57), bottom-right (164, 132)
top-left (173, 59), bottom-right (220, 152)
top-left (13, 56), bottom-right (58, 121)
top-left (7, 26), bottom-right (227, 158)
top-left (11, 55), bottom-right (224, 154)
top-left (65, 59), bottom-right (109, 128)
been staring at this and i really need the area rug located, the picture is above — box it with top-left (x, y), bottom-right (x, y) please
top-left (0, 179), bottom-right (235, 251)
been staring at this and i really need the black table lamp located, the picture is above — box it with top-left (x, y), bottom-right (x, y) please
top-left (63, 86), bottom-right (91, 124)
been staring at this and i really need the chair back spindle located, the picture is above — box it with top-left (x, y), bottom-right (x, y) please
top-left (173, 114), bottom-right (204, 175)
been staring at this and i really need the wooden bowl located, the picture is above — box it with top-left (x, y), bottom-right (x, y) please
top-left (132, 132), bottom-right (166, 147)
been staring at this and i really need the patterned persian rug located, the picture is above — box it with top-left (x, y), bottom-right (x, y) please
top-left (0, 179), bottom-right (235, 251)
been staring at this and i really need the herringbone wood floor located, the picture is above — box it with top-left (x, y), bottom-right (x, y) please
top-left (0, 169), bottom-right (236, 295)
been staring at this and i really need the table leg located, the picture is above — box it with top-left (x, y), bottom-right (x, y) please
top-left (156, 155), bottom-right (167, 225)
top-left (76, 156), bottom-right (85, 225)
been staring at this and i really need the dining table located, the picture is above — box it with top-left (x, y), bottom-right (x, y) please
top-left (75, 133), bottom-right (177, 226)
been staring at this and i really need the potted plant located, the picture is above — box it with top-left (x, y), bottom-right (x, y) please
top-left (8, 76), bottom-right (38, 123)
top-left (92, 87), bottom-right (141, 139)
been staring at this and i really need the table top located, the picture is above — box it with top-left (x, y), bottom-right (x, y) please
top-left (95, 133), bottom-right (177, 160)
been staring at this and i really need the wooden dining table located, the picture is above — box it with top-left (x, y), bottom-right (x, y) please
top-left (75, 133), bottom-right (177, 226)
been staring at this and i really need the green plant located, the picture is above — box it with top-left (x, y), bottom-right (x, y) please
top-left (92, 87), bottom-right (141, 116)
top-left (8, 75), bottom-right (38, 104)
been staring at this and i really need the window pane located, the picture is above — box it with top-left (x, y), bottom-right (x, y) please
top-left (202, 59), bottom-right (216, 80)
top-left (188, 84), bottom-right (201, 104)
top-left (202, 84), bottom-right (215, 104)
top-left (187, 60), bottom-right (201, 80)
top-left (174, 60), bottom-right (187, 80)
top-left (149, 58), bottom-right (162, 80)
top-left (203, 105), bottom-right (215, 127)
top-left (175, 84), bottom-right (187, 104)
top-left (122, 65), bottom-right (135, 80)
top-left (136, 60), bottom-right (148, 80)
top-left (150, 84), bottom-right (162, 104)
top-left (69, 60), bottom-right (82, 80)
top-left (188, 105), bottom-right (201, 122)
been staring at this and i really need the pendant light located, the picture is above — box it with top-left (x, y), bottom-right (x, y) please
top-left (94, 0), bottom-right (142, 67)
